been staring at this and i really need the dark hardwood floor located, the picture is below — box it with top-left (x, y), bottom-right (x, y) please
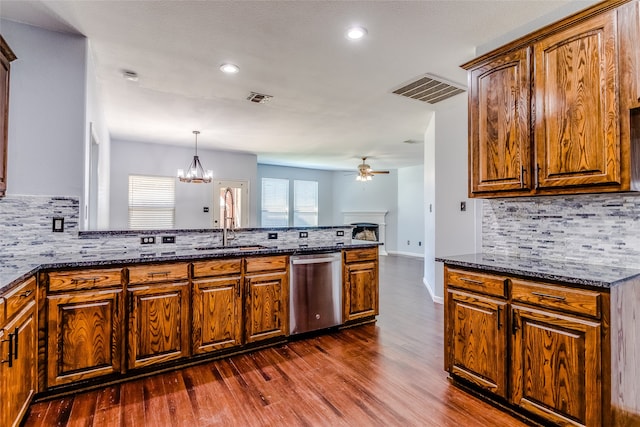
top-left (24, 255), bottom-right (526, 427)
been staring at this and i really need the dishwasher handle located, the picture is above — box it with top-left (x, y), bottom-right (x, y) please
top-left (291, 255), bottom-right (340, 265)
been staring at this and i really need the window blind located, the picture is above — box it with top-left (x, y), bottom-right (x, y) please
top-left (294, 180), bottom-right (318, 226)
top-left (261, 178), bottom-right (289, 227)
top-left (128, 175), bottom-right (175, 229)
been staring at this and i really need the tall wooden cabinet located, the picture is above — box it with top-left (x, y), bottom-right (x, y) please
top-left (464, 2), bottom-right (637, 198)
top-left (126, 263), bottom-right (190, 369)
top-left (1, 277), bottom-right (36, 427)
top-left (0, 36), bottom-right (16, 198)
top-left (192, 259), bottom-right (243, 354)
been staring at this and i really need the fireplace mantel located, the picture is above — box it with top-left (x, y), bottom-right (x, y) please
top-left (343, 211), bottom-right (387, 255)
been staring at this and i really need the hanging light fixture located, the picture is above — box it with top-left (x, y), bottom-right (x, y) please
top-left (177, 130), bottom-right (213, 183)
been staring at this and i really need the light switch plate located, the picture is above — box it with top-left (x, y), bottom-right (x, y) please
top-left (52, 217), bottom-right (64, 232)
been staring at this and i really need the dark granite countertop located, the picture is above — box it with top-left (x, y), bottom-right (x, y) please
top-left (0, 241), bottom-right (380, 295)
top-left (436, 253), bottom-right (640, 288)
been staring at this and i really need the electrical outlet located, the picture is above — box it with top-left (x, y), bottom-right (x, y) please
top-left (140, 236), bottom-right (156, 244)
top-left (407, 240), bottom-right (410, 245)
top-left (418, 241), bottom-right (422, 247)
top-left (162, 236), bottom-right (175, 244)
top-left (203, 207), bottom-right (209, 213)
top-left (460, 201), bottom-right (467, 212)
top-left (336, 230), bottom-right (345, 237)
top-left (268, 232), bottom-right (278, 240)
top-left (52, 217), bottom-right (64, 232)
top-left (299, 231), bottom-right (308, 238)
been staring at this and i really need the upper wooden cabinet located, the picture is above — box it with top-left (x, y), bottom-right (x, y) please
top-left (464, 1), bottom-right (639, 198)
top-left (469, 47), bottom-right (531, 194)
top-left (0, 36), bottom-right (16, 198)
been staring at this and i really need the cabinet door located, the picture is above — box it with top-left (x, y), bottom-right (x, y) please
top-left (469, 47), bottom-right (531, 195)
top-left (344, 261), bottom-right (379, 322)
top-left (0, 37), bottom-right (14, 197)
top-left (192, 277), bottom-right (242, 354)
top-left (245, 272), bottom-right (287, 343)
top-left (1, 301), bottom-right (36, 427)
top-left (511, 304), bottom-right (601, 427)
top-left (127, 282), bottom-right (190, 369)
top-left (46, 289), bottom-right (122, 387)
top-left (534, 10), bottom-right (620, 189)
top-left (447, 290), bottom-right (508, 398)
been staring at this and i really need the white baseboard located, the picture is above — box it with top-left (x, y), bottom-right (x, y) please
top-left (387, 250), bottom-right (424, 259)
top-left (423, 277), bottom-right (444, 304)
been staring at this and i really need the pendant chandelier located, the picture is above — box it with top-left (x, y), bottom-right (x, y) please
top-left (177, 130), bottom-right (213, 183)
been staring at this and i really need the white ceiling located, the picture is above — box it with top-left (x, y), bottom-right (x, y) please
top-left (0, 0), bottom-right (598, 172)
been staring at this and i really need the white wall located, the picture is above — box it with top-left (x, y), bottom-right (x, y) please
top-left (423, 112), bottom-right (437, 298)
top-left (332, 170), bottom-right (398, 254)
top-left (257, 164), bottom-right (334, 226)
top-left (109, 139), bottom-right (258, 230)
top-left (397, 164), bottom-right (425, 257)
top-left (430, 94), bottom-right (480, 300)
top-left (2, 20), bottom-right (87, 199)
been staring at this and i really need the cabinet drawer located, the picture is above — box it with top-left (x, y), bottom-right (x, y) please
top-left (446, 268), bottom-right (507, 298)
top-left (48, 268), bottom-right (122, 292)
top-left (193, 259), bottom-right (242, 278)
top-left (128, 263), bottom-right (188, 284)
top-left (244, 256), bottom-right (288, 274)
top-left (3, 276), bottom-right (36, 320)
top-left (344, 247), bottom-right (378, 263)
top-left (511, 279), bottom-right (601, 318)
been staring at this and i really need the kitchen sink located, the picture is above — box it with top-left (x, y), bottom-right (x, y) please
top-left (194, 245), bottom-right (269, 251)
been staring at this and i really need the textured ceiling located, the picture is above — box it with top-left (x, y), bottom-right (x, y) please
top-left (0, 0), bottom-right (599, 171)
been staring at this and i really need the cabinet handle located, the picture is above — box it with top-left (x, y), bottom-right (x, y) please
top-left (13, 327), bottom-right (18, 359)
top-left (460, 278), bottom-right (483, 285)
top-left (520, 166), bottom-right (526, 188)
top-left (531, 291), bottom-right (566, 301)
top-left (1, 332), bottom-right (13, 367)
top-left (497, 306), bottom-right (502, 330)
top-left (147, 271), bottom-right (170, 278)
top-left (534, 164), bottom-right (540, 189)
top-left (19, 289), bottom-right (33, 298)
top-left (71, 277), bottom-right (99, 285)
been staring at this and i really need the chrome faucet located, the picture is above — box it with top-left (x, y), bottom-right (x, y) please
top-left (222, 187), bottom-right (236, 247)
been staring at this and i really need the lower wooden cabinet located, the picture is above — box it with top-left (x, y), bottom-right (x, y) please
top-left (343, 247), bottom-right (379, 322)
top-left (511, 304), bottom-right (602, 426)
top-left (447, 289), bottom-right (508, 398)
top-left (244, 256), bottom-right (288, 343)
top-left (127, 281), bottom-right (190, 369)
top-left (192, 259), bottom-right (243, 354)
top-left (1, 277), bottom-right (37, 427)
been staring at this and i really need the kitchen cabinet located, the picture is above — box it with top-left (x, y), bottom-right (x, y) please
top-left (445, 268), bottom-right (508, 398)
top-left (463, 3), bottom-right (633, 198)
top-left (468, 47), bottom-right (531, 194)
top-left (0, 36), bottom-right (16, 198)
top-left (343, 247), bottom-right (379, 322)
top-left (192, 259), bottom-right (243, 354)
top-left (45, 268), bottom-right (123, 387)
top-left (444, 266), bottom-right (609, 427)
top-left (244, 256), bottom-right (288, 343)
top-left (126, 263), bottom-right (190, 369)
top-left (1, 277), bottom-right (36, 427)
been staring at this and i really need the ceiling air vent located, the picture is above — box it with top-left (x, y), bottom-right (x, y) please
top-left (392, 74), bottom-right (465, 104)
top-left (247, 92), bottom-right (273, 104)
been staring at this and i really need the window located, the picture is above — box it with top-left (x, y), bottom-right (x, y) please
top-left (261, 178), bottom-right (319, 227)
top-left (261, 178), bottom-right (289, 227)
top-left (128, 175), bottom-right (175, 229)
top-left (294, 180), bottom-right (318, 226)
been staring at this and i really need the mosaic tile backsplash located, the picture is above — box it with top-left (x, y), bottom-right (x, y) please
top-left (0, 195), bottom-right (351, 257)
top-left (482, 193), bottom-right (640, 267)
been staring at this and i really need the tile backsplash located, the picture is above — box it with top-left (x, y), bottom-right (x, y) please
top-left (0, 195), bottom-right (351, 257)
top-left (482, 193), bottom-right (640, 267)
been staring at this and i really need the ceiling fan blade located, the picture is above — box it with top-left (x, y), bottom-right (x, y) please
top-left (370, 170), bottom-right (390, 174)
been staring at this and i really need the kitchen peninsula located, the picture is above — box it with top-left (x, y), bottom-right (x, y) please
top-left (0, 226), bottom-right (380, 427)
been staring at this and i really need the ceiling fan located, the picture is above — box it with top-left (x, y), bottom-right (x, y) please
top-left (356, 157), bottom-right (389, 181)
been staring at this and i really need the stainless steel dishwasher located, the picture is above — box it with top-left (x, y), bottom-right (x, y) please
top-left (289, 252), bottom-right (342, 335)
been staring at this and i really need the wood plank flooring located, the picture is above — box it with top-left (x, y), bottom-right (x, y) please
top-left (24, 255), bottom-right (526, 427)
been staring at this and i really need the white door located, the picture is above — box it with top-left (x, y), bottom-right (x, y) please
top-left (212, 180), bottom-right (249, 229)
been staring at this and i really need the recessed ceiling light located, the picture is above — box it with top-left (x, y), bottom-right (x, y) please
top-left (346, 26), bottom-right (367, 40)
top-left (220, 63), bottom-right (240, 74)
top-left (122, 69), bottom-right (139, 82)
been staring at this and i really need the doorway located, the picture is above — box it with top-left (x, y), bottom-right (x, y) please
top-left (212, 180), bottom-right (249, 229)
